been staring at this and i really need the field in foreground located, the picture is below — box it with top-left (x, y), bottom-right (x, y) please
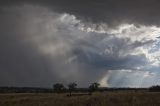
top-left (0, 92), bottom-right (160, 106)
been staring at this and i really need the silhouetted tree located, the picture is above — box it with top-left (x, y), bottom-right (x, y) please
top-left (149, 85), bottom-right (160, 92)
top-left (89, 82), bottom-right (100, 95)
top-left (68, 82), bottom-right (77, 96)
top-left (53, 83), bottom-right (65, 93)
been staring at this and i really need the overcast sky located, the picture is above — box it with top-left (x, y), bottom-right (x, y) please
top-left (0, 0), bottom-right (160, 88)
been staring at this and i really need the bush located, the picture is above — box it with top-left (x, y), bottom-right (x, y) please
top-left (149, 85), bottom-right (160, 92)
top-left (53, 83), bottom-right (65, 93)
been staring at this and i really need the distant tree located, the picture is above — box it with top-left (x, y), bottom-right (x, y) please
top-left (89, 82), bottom-right (100, 95)
top-left (149, 85), bottom-right (160, 92)
top-left (53, 83), bottom-right (65, 93)
top-left (67, 83), bottom-right (77, 96)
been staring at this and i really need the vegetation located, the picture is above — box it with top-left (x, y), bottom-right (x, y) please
top-left (67, 82), bottom-right (77, 96)
top-left (0, 84), bottom-right (160, 106)
top-left (89, 82), bottom-right (100, 94)
top-left (149, 85), bottom-right (160, 92)
top-left (0, 92), bottom-right (160, 106)
top-left (53, 83), bottom-right (65, 93)
top-left (0, 87), bottom-right (53, 93)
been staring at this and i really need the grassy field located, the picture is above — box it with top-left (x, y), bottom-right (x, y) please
top-left (0, 92), bottom-right (160, 106)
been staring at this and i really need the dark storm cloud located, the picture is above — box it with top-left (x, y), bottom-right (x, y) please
top-left (1, 0), bottom-right (160, 26)
top-left (72, 39), bottom-right (148, 70)
top-left (0, 5), bottom-right (107, 87)
top-left (75, 50), bottom-right (147, 71)
top-left (0, 12), bottom-right (59, 87)
top-left (0, 1), bottom-right (160, 87)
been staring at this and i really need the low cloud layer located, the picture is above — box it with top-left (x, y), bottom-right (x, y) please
top-left (0, 3), bottom-right (160, 87)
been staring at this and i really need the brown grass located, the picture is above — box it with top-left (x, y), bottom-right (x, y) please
top-left (0, 92), bottom-right (160, 106)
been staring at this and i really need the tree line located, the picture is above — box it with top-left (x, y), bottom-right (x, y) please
top-left (53, 82), bottom-right (100, 95)
top-left (0, 84), bottom-right (159, 93)
top-left (53, 83), bottom-right (160, 94)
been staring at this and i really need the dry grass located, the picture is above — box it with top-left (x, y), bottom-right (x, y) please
top-left (0, 92), bottom-right (160, 106)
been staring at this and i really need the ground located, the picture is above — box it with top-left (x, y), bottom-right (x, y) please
top-left (0, 92), bottom-right (160, 106)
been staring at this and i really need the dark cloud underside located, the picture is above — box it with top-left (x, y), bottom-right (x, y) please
top-left (1, 0), bottom-right (160, 26)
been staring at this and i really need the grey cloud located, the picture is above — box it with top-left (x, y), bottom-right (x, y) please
top-left (0, 3), bottom-right (159, 87)
top-left (1, 0), bottom-right (160, 27)
top-left (0, 5), bottom-right (106, 87)
top-left (72, 47), bottom-right (148, 70)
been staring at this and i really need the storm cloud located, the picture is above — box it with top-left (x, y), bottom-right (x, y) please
top-left (1, 0), bottom-right (160, 26)
top-left (0, 1), bottom-right (160, 87)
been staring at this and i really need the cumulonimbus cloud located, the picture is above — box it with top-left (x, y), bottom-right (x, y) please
top-left (0, 4), bottom-right (160, 87)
